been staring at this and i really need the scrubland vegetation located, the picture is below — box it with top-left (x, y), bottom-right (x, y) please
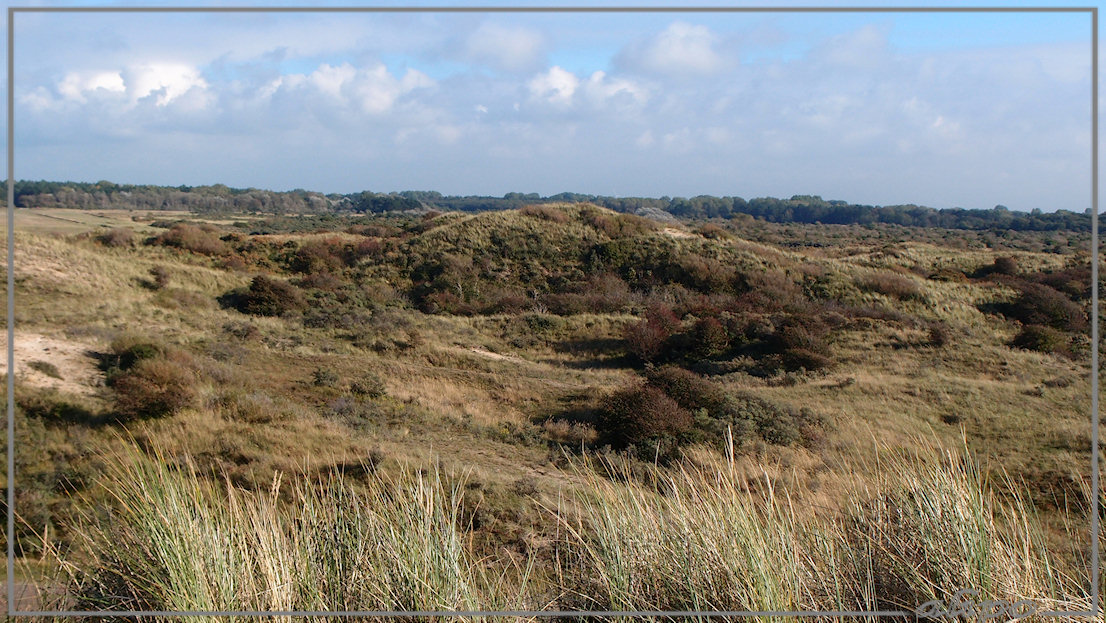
top-left (0, 200), bottom-right (1100, 617)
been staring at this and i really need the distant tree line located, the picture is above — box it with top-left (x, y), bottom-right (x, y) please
top-left (0, 180), bottom-right (1090, 232)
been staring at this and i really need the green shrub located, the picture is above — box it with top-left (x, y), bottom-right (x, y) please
top-left (350, 372), bottom-right (387, 398)
top-left (644, 365), bottom-right (726, 413)
top-left (102, 335), bottom-right (165, 382)
top-left (312, 367), bottom-right (340, 388)
top-left (1011, 324), bottom-right (1069, 355)
top-left (234, 275), bottom-right (307, 317)
top-left (690, 316), bottom-right (729, 358)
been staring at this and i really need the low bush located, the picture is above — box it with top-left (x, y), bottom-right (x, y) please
top-left (97, 228), bottom-right (136, 248)
top-left (1005, 283), bottom-right (1086, 332)
top-left (856, 272), bottom-right (924, 302)
top-left (1011, 324), bottom-right (1069, 355)
top-left (232, 275), bottom-right (307, 317)
top-left (112, 357), bottom-right (197, 420)
top-left (596, 384), bottom-right (692, 449)
top-left (519, 205), bottom-right (571, 223)
top-left (27, 360), bottom-right (62, 379)
top-left (644, 365), bottom-right (726, 413)
top-left (312, 367), bottom-right (340, 388)
top-left (148, 265), bottom-right (171, 290)
top-left (992, 256), bottom-right (1019, 276)
top-left (350, 372), bottom-right (387, 399)
top-left (154, 223), bottom-right (227, 256)
top-left (102, 335), bottom-right (165, 381)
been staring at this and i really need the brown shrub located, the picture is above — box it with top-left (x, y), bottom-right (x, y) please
top-left (992, 255), bottom-right (1019, 276)
top-left (291, 237), bottom-right (345, 273)
top-left (597, 384), bottom-right (692, 448)
top-left (97, 228), bottom-right (136, 248)
top-left (155, 223), bottom-right (227, 255)
top-left (519, 204), bottom-right (571, 223)
top-left (856, 272), bottom-right (924, 301)
top-left (623, 303), bottom-right (681, 362)
top-left (148, 265), bottom-right (171, 289)
top-left (112, 357), bottom-right (197, 420)
top-left (1006, 283), bottom-right (1087, 331)
top-left (696, 223), bottom-right (730, 239)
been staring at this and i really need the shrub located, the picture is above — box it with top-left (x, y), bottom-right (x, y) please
top-left (312, 367), bottom-right (340, 388)
top-left (291, 238), bottom-right (345, 273)
top-left (235, 276), bottom-right (307, 317)
top-left (112, 357), bottom-right (197, 420)
top-left (927, 322), bottom-right (952, 348)
top-left (97, 228), bottom-right (135, 248)
top-left (597, 384), bottom-right (692, 448)
top-left (297, 271), bottom-right (346, 292)
top-left (519, 205), bottom-right (571, 223)
top-left (1033, 265), bottom-right (1092, 300)
top-left (856, 272), bottom-right (924, 301)
top-left (690, 316), bottom-right (729, 358)
top-left (644, 365), bottom-right (726, 413)
top-left (992, 256), bottom-right (1019, 276)
top-left (148, 265), bottom-right (171, 290)
top-left (1011, 325), bottom-right (1069, 355)
top-left (623, 304), bottom-right (681, 363)
top-left (350, 372), bottom-right (387, 398)
top-left (696, 223), bottom-right (730, 239)
top-left (102, 335), bottom-right (165, 381)
top-left (154, 223), bottom-right (227, 256)
top-left (1006, 283), bottom-right (1086, 331)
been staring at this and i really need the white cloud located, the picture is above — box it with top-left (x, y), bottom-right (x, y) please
top-left (279, 62), bottom-right (434, 114)
top-left (618, 21), bottom-right (730, 77)
top-left (464, 23), bottom-right (546, 72)
top-left (123, 63), bottom-right (208, 106)
top-left (581, 70), bottom-right (649, 107)
top-left (58, 70), bottom-right (125, 102)
top-left (527, 66), bottom-right (578, 105)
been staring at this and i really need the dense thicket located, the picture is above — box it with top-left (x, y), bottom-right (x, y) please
top-left (2, 180), bottom-right (1089, 232)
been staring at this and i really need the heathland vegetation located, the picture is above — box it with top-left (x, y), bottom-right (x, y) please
top-left (0, 191), bottom-right (1100, 617)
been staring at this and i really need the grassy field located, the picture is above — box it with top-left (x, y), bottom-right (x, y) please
top-left (0, 205), bottom-right (1100, 618)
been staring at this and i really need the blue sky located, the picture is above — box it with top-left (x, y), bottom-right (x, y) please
top-left (6, 1), bottom-right (1096, 212)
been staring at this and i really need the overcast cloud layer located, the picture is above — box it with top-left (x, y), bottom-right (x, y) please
top-left (10, 9), bottom-right (1093, 212)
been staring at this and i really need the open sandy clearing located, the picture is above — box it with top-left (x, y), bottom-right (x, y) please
top-left (0, 331), bottom-right (103, 396)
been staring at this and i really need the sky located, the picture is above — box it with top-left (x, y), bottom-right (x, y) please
top-left (5, 1), bottom-right (1096, 212)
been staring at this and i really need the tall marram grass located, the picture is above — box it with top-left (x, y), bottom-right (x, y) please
top-left (853, 446), bottom-right (1087, 612)
top-left (58, 444), bottom-right (527, 619)
top-left (47, 438), bottom-right (1091, 618)
top-left (556, 436), bottom-right (874, 614)
top-left (557, 434), bottom-right (1090, 616)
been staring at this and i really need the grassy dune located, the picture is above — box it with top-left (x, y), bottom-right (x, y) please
top-left (1, 205), bottom-right (1100, 616)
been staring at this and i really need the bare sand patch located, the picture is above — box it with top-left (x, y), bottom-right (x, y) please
top-left (0, 332), bottom-right (103, 396)
top-left (660, 227), bottom-right (695, 239)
